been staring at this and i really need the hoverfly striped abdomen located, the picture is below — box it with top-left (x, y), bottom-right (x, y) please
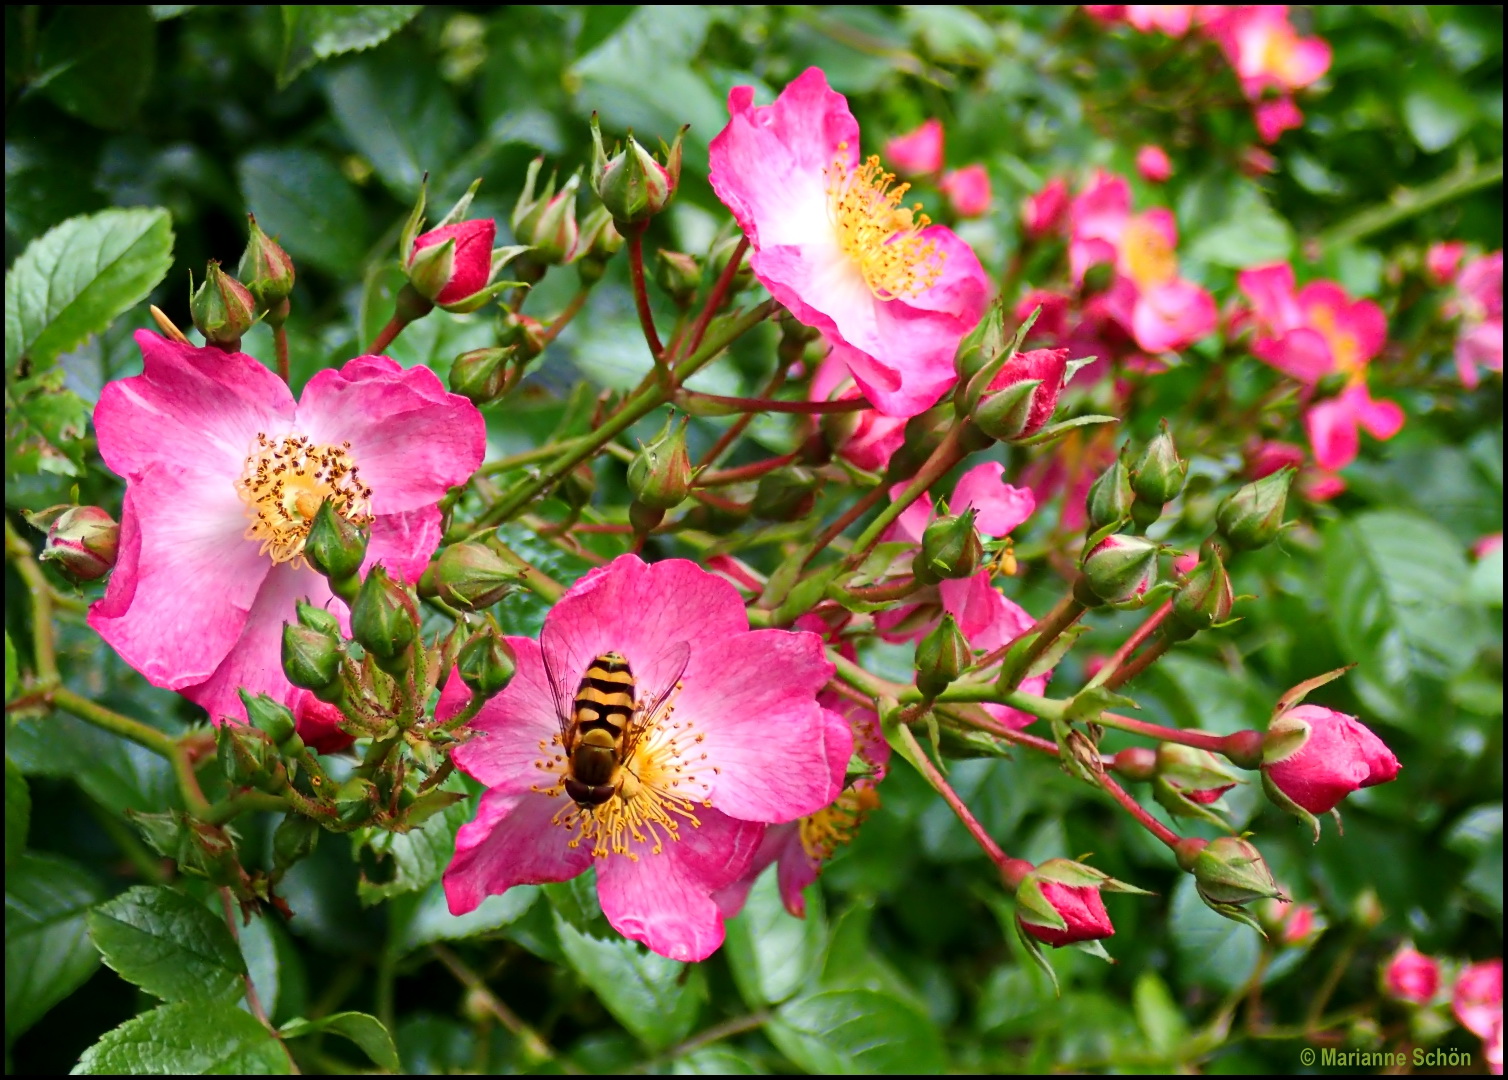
top-left (562, 651), bottom-right (636, 806)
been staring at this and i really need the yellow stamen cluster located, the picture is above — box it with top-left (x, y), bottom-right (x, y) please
top-left (1121, 217), bottom-right (1178, 291)
top-left (799, 784), bottom-right (881, 863)
top-left (1308, 303), bottom-right (1361, 376)
top-left (535, 681), bottom-right (714, 860)
top-left (236, 433), bottom-right (373, 566)
top-left (826, 146), bottom-right (945, 301)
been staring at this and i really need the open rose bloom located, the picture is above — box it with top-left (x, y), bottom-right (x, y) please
top-left (443, 555), bottom-right (851, 961)
top-left (88, 332), bottom-right (485, 725)
top-left (710, 67), bottom-right (989, 418)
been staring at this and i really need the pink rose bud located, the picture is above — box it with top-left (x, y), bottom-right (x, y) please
top-left (408, 218), bottom-right (497, 306)
top-left (1427, 241), bottom-right (1467, 286)
top-left (1080, 533), bottom-right (1158, 606)
top-left (1453, 959), bottom-right (1504, 1074)
top-left (940, 164), bottom-right (992, 217)
top-left (973, 346), bottom-right (1073, 441)
top-left (1262, 703), bottom-right (1401, 816)
top-left (291, 690), bottom-right (354, 755)
top-left (1259, 894), bottom-right (1324, 947)
top-left (1241, 146), bottom-right (1278, 177)
top-left (1009, 857), bottom-right (1147, 948)
top-left (41, 506), bottom-right (119, 581)
top-left (1022, 177), bottom-right (1070, 239)
top-left (590, 115), bottom-right (684, 226)
top-left (884, 118), bottom-right (944, 176)
top-left (1383, 944), bottom-right (1442, 1005)
top-left (1136, 145), bottom-right (1173, 183)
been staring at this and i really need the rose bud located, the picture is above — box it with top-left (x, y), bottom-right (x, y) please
top-left (434, 542), bottom-right (520, 610)
top-left (627, 416), bottom-right (693, 512)
top-left (1216, 467), bottom-right (1294, 551)
top-left (1130, 422), bottom-right (1187, 508)
top-left (939, 164), bottom-right (992, 218)
top-left (1382, 944), bottom-right (1442, 1005)
top-left (883, 118), bottom-right (943, 176)
top-left (1084, 458), bottom-right (1134, 533)
top-left (272, 811), bottom-right (321, 871)
top-left (1007, 856), bottom-right (1150, 948)
top-left (238, 213), bottom-right (296, 318)
top-left (457, 624), bottom-right (517, 699)
top-left (654, 250), bottom-right (702, 309)
top-left (1453, 959), bottom-right (1504, 1074)
top-left (351, 565), bottom-right (419, 673)
top-left (752, 466), bottom-right (820, 521)
top-left (1136, 144), bottom-right (1173, 183)
top-left (190, 261), bottom-right (256, 350)
top-left (281, 621), bottom-right (343, 700)
top-left (1259, 895), bottom-right (1325, 948)
top-left (516, 170), bottom-right (581, 266)
top-left (1177, 835), bottom-right (1284, 931)
top-left (304, 498), bottom-right (368, 600)
top-left (40, 506), bottom-right (118, 581)
top-left (1081, 533), bottom-right (1158, 606)
top-left (590, 114), bottom-right (684, 227)
top-left (1261, 704), bottom-right (1401, 837)
top-left (971, 347), bottom-right (1073, 442)
top-left (914, 612), bottom-right (970, 699)
top-left (1425, 241), bottom-right (1466, 287)
top-left (290, 690), bottom-right (355, 755)
top-left (1167, 541), bottom-right (1234, 639)
top-left (1021, 177), bottom-right (1070, 240)
top-left (1155, 742), bottom-right (1241, 805)
top-left (408, 217), bottom-right (497, 307)
top-left (571, 204), bottom-right (624, 286)
top-left (915, 509), bottom-right (984, 585)
top-left (449, 346), bottom-right (516, 407)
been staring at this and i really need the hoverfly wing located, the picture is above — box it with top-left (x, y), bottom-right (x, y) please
top-left (538, 619), bottom-right (578, 750)
top-left (623, 640), bottom-right (691, 757)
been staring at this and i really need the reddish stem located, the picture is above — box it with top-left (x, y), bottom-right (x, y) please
top-left (1095, 768), bottom-right (1182, 849)
top-left (697, 451), bottom-right (800, 487)
top-left (273, 325), bottom-right (290, 384)
top-left (1099, 711), bottom-right (1229, 754)
top-left (975, 593), bottom-right (1086, 681)
top-left (1102, 635), bottom-right (1172, 690)
top-left (368, 313), bottom-right (408, 354)
top-left (679, 236), bottom-right (750, 361)
top-left (689, 488), bottom-right (748, 514)
top-left (682, 391), bottom-right (868, 415)
top-left (626, 229), bottom-right (666, 368)
top-left (906, 728), bottom-right (1010, 868)
top-left (1093, 600), bottom-right (1172, 690)
top-left (537, 288), bottom-right (591, 347)
top-left (841, 576), bottom-right (921, 603)
top-left (571, 523), bottom-right (634, 534)
top-left (808, 483), bottom-right (887, 556)
top-left (697, 363), bottom-right (788, 470)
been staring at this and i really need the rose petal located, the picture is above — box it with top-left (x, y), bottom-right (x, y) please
top-left (444, 789), bottom-right (593, 915)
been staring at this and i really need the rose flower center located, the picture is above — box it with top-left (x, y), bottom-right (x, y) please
top-left (236, 432), bottom-right (374, 566)
top-left (1308, 303), bottom-right (1362, 376)
top-left (826, 147), bottom-right (946, 301)
top-left (798, 784), bottom-right (880, 862)
top-left (1121, 218), bottom-right (1178, 291)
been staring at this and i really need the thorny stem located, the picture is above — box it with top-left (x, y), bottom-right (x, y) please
top-left (625, 228), bottom-right (666, 372)
top-left (430, 944), bottom-right (574, 1071)
top-left (1096, 711), bottom-right (1230, 754)
top-left (219, 887), bottom-right (287, 1062)
top-left (1088, 600), bottom-right (1171, 690)
top-left (202, 791), bottom-right (290, 826)
top-left (537, 288), bottom-right (592, 347)
top-left (698, 361), bottom-right (786, 469)
top-left (479, 436), bottom-right (593, 477)
top-left (640, 1011), bottom-right (771, 1071)
top-left (980, 593), bottom-right (1086, 683)
top-left (805, 483), bottom-right (887, 560)
top-left (489, 540), bottom-right (565, 602)
top-left (680, 391), bottom-right (868, 415)
top-left (840, 576), bottom-right (921, 603)
top-left (843, 424), bottom-right (967, 568)
top-left (1102, 634), bottom-right (1172, 690)
top-left (696, 452), bottom-right (800, 487)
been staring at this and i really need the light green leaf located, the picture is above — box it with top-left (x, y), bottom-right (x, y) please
top-left (237, 149), bottom-right (369, 275)
top-left (389, 882), bottom-right (538, 954)
top-left (1403, 74), bottom-right (1478, 153)
top-left (5, 757), bottom-right (29, 870)
top-left (1132, 970), bottom-right (1187, 1057)
top-left (553, 912), bottom-right (704, 1052)
top-left (5, 632), bottom-right (17, 701)
top-left (5, 370), bottom-right (92, 478)
top-left (278, 5), bottom-right (422, 89)
top-left (72, 1000), bottom-right (289, 1074)
top-left (36, 6), bottom-right (156, 131)
top-left (86, 886), bottom-right (247, 1004)
top-left (324, 58), bottom-right (467, 199)
top-left (1168, 875), bottom-right (1260, 993)
top-left (767, 988), bottom-right (947, 1074)
top-left (671, 1046), bottom-right (767, 1074)
top-left (6, 852), bottom-right (104, 1042)
top-left (723, 865), bottom-right (825, 1008)
top-left (281, 1011), bottom-right (399, 1072)
top-left (4, 207), bottom-right (174, 374)
top-left (355, 798), bottom-right (470, 905)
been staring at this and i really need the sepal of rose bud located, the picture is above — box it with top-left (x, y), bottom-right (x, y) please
top-left (1216, 467), bottom-right (1294, 551)
top-left (1180, 835), bottom-right (1283, 930)
top-left (954, 294), bottom-right (1009, 386)
top-left (450, 346), bottom-right (515, 406)
top-left (970, 346), bottom-right (1071, 443)
top-left (1169, 541), bottom-right (1234, 637)
top-left (916, 509), bottom-right (983, 585)
top-left (590, 114), bottom-right (684, 226)
top-left (216, 719), bottom-right (286, 793)
top-left (190, 261), bottom-right (257, 348)
top-left (1085, 458), bottom-right (1134, 533)
top-left (497, 309), bottom-right (548, 363)
top-left (434, 542), bottom-right (519, 610)
top-left (295, 598), bottom-right (342, 638)
top-left (238, 214), bottom-right (296, 314)
top-left (351, 566), bottom-right (418, 672)
top-left (304, 499), bottom-right (367, 597)
top-left (521, 171), bottom-right (581, 265)
top-left (457, 624), bottom-right (517, 698)
top-left (708, 230), bottom-right (755, 294)
top-left (1082, 534), bottom-right (1158, 605)
top-left (973, 377), bottom-right (1041, 441)
top-left (408, 217), bottom-right (497, 307)
top-left (1013, 858), bottom-right (1149, 948)
top-left (272, 812), bottom-right (320, 872)
top-left (40, 506), bottom-right (118, 581)
top-left (915, 612), bottom-right (970, 699)
top-left (1261, 704), bottom-right (1400, 835)
top-left (752, 466), bottom-right (819, 521)
top-left (627, 416), bottom-right (693, 511)
top-left (572, 204), bottom-right (624, 286)
top-left (282, 621), bottom-right (343, 697)
top-left (1131, 422), bottom-right (1187, 506)
top-left (1382, 944), bottom-right (1442, 1005)
top-left (334, 776), bottom-right (379, 829)
top-left (1156, 742), bottom-right (1241, 805)
top-left (655, 250), bottom-right (702, 308)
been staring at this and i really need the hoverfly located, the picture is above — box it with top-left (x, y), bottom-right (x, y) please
top-left (540, 625), bottom-right (691, 810)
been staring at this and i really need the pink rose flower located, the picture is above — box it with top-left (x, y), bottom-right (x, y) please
top-left (1451, 251), bottom-right (1503, 389)
top-left (710, 69), bottom-right (989, 418)
top-left (89, 333), bottom-right (485, 726)
top-left (1125, 5), bottom-right (1197, 36)
top-left (1254, 95), bottom-right (1305, 143)
top-left (1214, 6), bottom-right (1331, 97)
top-left (1237, 263), bottom-right (1388, 384)
top-left (408, 218), bottom-right (497, 306)
top-left (1261, 704), bottom-right (1401, 815)
top-left (1454, 960), bottom-right (1504, 1074)
top-left (1022, 177), bottom-right (1071, 240)
top-left (940, 164), bottom-right (993, 218)
top-left (1304, 382), bottom-right (1405, 472)
top-left (442, 554), bottom-right (851, 961)
top-left (1383, 944), bottom-right (1442, 1005)
top-left (883, 118), bottom-right (944, 176)
top-left (1426, 241), bottom-right (1467, 286)
top-left (1136, 145), bottom-right (1173, 182)
top-left (810, 351), bottom-right (906, 473)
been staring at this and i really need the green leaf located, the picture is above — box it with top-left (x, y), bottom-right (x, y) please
top-left (552, 912), bottom-right (704, 1052)
top-left (72, 999), bottom-right (290, 1074)
top-left (323, 56), bottom-right (467, 199)
top-left (355, 798), bottom-right (470, 904)
top-left (767, 989), bottom-right (947, 1074)
top-left (1185, 196), bottom-right (1294, 269)
top-left (281, 1011), bottom-right (399, 1072)
top-left (5, 632), bottom-right (19, 701)
top-left (1446, 804), bottom-right (1503, 917)
top-left (36, 6), bottom-right (156, 130)
top-left (389, 882), bottom-right (539, 954)
top-left (671, 1046), bottom-right (767, 1074)
top-left (1403, 74), bottom-right (1478, 153)
top-left (723, 866), bottom-right (825, 1008)
top-left (4, 207), bottom-right (174, 374)
top-left (1168, 875), bottom-right (1260, 993)
top-left (278, 5), bottom-right (421, 88)
top-left (86, 885), bottom-right (247, 1004)
top-left (5, 852), bottom-right (104, 1042)
top-left (7, 706), bottom-right (178, 816)
top-left (1322, 511), bottom-right (1486, 715)
top-left (5, 370), bottom-right (92, 478)
top-left (4, 757), bottom-right (28, 870)
top-left (1132, 970), bottom-right (1187, 1057)
top-left (237, 149), bottom-right (369, 275)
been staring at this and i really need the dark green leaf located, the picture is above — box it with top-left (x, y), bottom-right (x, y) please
top-left (767, 988), bottom-right (947, 1074)
top-left (1168, 876), bottom-right (1260, 993)
top-left (552, 912), bottom-right (704, 1052)
top-left (1403, 74), bottom-right (1478, 152)
top-left (723, 866), bottom-right (825, 1008)
top-left (281, 1011), bottom-right (399, 1072)
top-left (5, 852), bottom-right (104, 1042)
top-left (36, 6), bottom-right (155, 130)
top-left (236, 149), bottom-right (369, 275)
top-left (72, 999), bottom-right (290, 1074)
top-left (278, 5), bottom-right (422, 88)
top-left (324, 57), bottom-right (467, 199)
top-left (4, 757), bottom-right (27, 870)
top-left (354, 798), bottom-right (469, 904)
top-left (6, 370), bottom-right (92, 478)
top-left (86, 886), bottom-right (247, 1004)
top-left (7, 707), bottom-right (178, 815)
top-left (4, 207), bottom-right (174, 373)
top-left (389, 882), bottom-right (539, 954)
